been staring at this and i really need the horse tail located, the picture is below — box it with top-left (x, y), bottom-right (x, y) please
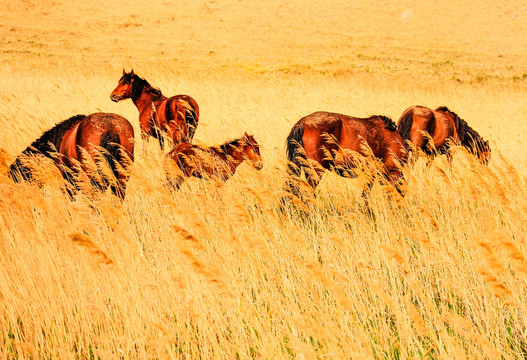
top-left (285, 120), bottom-right (305, 177)
top-left (8, 159), bottom-right (26, 183)
top-left (185, 108), bottom-right (198, 141)
top-left (99, 132), bottom-right (121, 182)
top-left (397, 110), bottom-right (413, 143)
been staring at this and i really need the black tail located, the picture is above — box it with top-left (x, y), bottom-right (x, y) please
top-left (397, 111), bottom-right (413, 142)
top-left (185, 108), bottom-right (198, 141)
top-left (99, 132), bottom-right (124, 198)
top-left (100, 132), bottom-right (121, 176)
top-left (285, 120), bottom-right (305, 177)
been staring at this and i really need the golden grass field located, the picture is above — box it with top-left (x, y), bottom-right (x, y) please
top-left (1, 0), bottom-right (527, 358)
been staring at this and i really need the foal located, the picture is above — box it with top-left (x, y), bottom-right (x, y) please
top-left (165, 132), bottom-right (263, 189)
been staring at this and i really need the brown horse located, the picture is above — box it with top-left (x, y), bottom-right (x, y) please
top-left (9, 113), bottom-right (135, 200)
top-left (397, 105), bottom-right (490, 164)
top-left (285, 111), bottom-right (407, 199)
top-left (165, 132), bottom-right (263, 190)
top-left (110, 69), bottom-right (199, 149)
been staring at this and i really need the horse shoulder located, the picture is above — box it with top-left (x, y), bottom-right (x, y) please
top-left (137, 107), bottom-right (155, 133)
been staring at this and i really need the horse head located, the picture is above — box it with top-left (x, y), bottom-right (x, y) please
top-left (239, 132), bottom-right (263, 170)
top-left (110, 69), bottom-right (136, 102)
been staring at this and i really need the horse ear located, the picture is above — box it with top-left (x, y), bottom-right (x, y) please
top-left (243, 132), bottom-right (249, 139)
top-left (130, 69), bottom-right (135, 76)
top-left (123, 68), bottom-right (126, 75)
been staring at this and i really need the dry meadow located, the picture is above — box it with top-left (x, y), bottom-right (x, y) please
top-left (1, 0), bottom-right (527, 358)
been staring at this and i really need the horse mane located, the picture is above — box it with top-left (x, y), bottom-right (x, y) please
top-left (121, 73), bottom-right (163, 101)
top-left (436, 106), bottom-right (486, 147)
top-left (21, 114), bottom-right (86, 156)
top-left (370, 115), bottom-right (397, 132)
top-left (215, 138), bottom-right (245, 154)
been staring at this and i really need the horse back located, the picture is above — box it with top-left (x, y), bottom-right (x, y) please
top-left (299, 112), bottom-right (343, 165)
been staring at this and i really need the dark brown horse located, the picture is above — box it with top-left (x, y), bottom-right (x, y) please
top-left (397, 105), bottom-right (490, 164)
top-left (110, 69), bottom-right (199, 149)
top-left (285, 111), bottom-right (407, 199)
top-left (9, 113), bottom-right (135, 200)
top-left (165, 132), bottom-right (263, 190)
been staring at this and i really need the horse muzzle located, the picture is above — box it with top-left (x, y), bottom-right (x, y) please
top-left (110, 93), bottom-right (121, 102)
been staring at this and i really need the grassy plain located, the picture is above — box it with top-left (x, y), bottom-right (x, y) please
top-left (1, 0), bottom-right (527, 358)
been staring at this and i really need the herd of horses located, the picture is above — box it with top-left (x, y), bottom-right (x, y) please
top-left (7, 69), bottom-right (491, 205)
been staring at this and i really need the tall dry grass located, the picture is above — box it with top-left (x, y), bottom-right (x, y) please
top-left (1, 71), bottom-right (526, 359)
top-left (1, 0), bottom-right (527, 358)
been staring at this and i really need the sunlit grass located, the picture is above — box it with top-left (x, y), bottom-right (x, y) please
top-left (1, 0), bottom-right (527, 358)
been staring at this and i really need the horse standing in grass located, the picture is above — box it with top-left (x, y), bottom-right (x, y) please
top-left (110, 69), bottom-right (199, 149)
top-left (397, 105), bottom-right (490, 164)
top-left (285, 111), bottom-right (407, 200)
top-left (9, 113), bottom-right (135, 200)
top-left (165, 132), bottom-right (263, 190)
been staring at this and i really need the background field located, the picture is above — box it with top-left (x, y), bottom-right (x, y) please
top-left (1, 0), bottom-right (527, 359)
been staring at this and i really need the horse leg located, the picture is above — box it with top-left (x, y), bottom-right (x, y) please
top-left (282, 160), bottom-right (324, 210)
top-left (387, 169), bottom-right (405, 196)
top-left (111, 171), bottom-right (130, 200)
top-left (438, 144), bottom-right (454, 164)
top-left (62, 166), bottom-right (79, 199)
top-left (167, 176), bottom-right (185, 191)
top-left (305, 160), bottom-right (325, 192)
top-left (167, 121), bottom-right (185, 146)
top-left (155, 128), bottom-right (165, 150)
top-left (166, 159), bottom-right (194, 192)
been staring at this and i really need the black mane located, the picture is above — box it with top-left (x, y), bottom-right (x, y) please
top-left (216, 138), bottom-right (245, 154)
top-left (371, 115), bottom-right (397, 131)
top-left (120, 73), bottom-right (163, 102)
top-left (436, 106), bottom-right (485, 146)
top-left (21, 114), bottom-right (86, 156)
top-left (436, 106), bottom-right (490, 158)
top-left (9, 114), bottom-right (86, 182)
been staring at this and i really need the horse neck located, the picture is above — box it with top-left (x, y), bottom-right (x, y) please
top-left (132, 89), bottom-right (157, 110)
top-left (210, 144), bottom-right (243, 170)
top-left (131, 79), bottom-right (164, 110)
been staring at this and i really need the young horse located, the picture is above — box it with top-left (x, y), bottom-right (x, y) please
top-left (110, 69), bottom-right (199, 149)
top-left (165, 132), bottom-right (263, 190)
top-left (9, 112), bottom-right (135, 200)
top-left (397, 105), bottom-right (490, 164)
top-left (285, 111), bottom-right (407, 199)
